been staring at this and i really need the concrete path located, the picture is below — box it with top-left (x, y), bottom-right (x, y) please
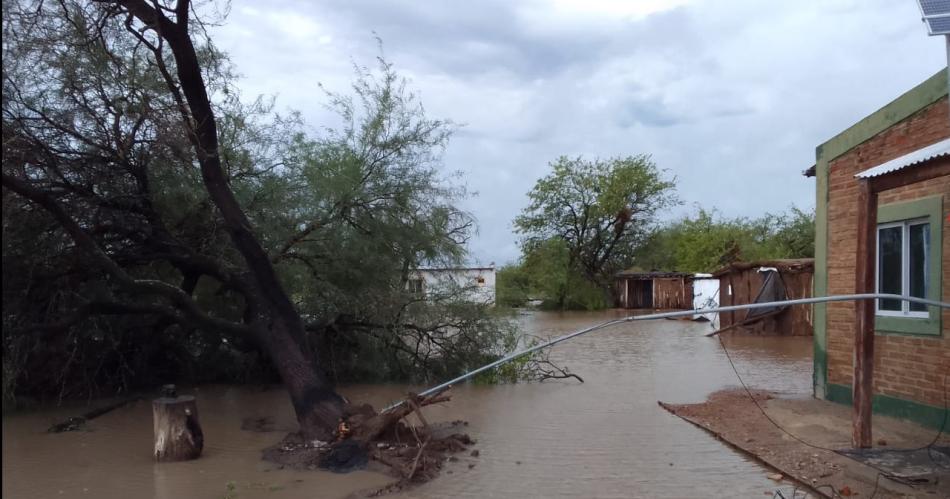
top-left (660, 389), bottom-right (950, 498)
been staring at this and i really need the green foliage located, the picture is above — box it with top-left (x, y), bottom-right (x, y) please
top-left (509, 155), bottom-right (677, 309)
top-left (496, 238), bottom-right (608, 310)
top-left (0, 1), bottom-right (517, 401)
top-left (633, 207), bottom-right (815, 273)
top-left (495, 265), bottom-right (531, 308)
top-left (476, 331), bottom-right (536, 384)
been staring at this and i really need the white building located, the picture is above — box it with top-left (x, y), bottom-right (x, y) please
top-left (408, 266), bottom-right (496, 305)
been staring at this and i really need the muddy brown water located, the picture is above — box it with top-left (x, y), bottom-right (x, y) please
top-left (3, 310), bottom-right (813, 498)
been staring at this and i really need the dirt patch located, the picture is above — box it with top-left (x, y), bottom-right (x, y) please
top-left (659, 389), bottom-right (950, 498)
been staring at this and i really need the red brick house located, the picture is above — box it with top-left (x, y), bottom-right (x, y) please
top-left (808, 68), bottom-right (949, 428)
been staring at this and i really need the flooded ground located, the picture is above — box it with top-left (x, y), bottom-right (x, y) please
top-left (3, 310), bottom-right (813, 498)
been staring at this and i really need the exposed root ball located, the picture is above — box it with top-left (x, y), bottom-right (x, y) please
top-left (262, 390), bottom-right (475, 492)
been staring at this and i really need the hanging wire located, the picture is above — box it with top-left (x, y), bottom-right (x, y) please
top-left (384, 293), bottom-right (949, 412)
top-left (380, 292), bottom-right (949, 497)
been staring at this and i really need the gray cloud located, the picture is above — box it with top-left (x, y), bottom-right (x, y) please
top-left (214, 0), bottom-right (946, 265)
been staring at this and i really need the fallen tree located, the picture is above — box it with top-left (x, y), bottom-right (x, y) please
top-left (3, 0), bottom-right (347, 439)
top-left (2, 0), bottom-right (477, 441)
top-left (3, 3), bottom-right (583, 476)
top-left (262, 387), bottom-right (474, 487)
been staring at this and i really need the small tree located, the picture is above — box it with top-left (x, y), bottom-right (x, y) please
top-left (514, 155), bottom-right (677, 305)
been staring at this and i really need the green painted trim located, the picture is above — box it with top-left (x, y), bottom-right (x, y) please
top-left (812, 69), bottom-right (948, 400)
top-left (817, 69), bottom-right (948, 163)
top-left (813, 153), bottom-right (829, 399)
top-left (875, 315), bottom-right (938, 335)
top-left (878, 195), bottom-right (943, 224)
top-left (826, 383), bottom-right (948, 430)
top-left (875, 196), bottom-right (943, 336)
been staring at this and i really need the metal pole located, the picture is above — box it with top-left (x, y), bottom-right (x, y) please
top-left (382, 293), bottom-right (950, 412)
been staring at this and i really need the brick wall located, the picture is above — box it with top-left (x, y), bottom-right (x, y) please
top-left (824, 96), bottom-right (950, 408)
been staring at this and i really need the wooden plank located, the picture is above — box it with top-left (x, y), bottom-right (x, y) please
top-left (852, 179), bottom-right (877, 449)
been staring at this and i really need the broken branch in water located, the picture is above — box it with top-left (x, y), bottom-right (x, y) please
top-left (405, 438), bottom-right (430, 481)
top-left (47, 397), bottom-right (139, 433)
top-left (494, 334), bottom-right (585, 384)
top-left (534, 359), bottom-right (585, 383)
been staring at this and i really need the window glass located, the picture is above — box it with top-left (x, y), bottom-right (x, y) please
top-left (908, 223), bottom-right (930, 312)
top-left (877, 225), bottom-right (902, 311)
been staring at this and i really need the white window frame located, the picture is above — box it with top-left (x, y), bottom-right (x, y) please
top-left (875, 217), bottom-right (930, 319)
top-left (407, 278), bottom-right (425, 295)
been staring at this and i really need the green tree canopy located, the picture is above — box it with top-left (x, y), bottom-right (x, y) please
top-left (632, 207), bottom-right (815, 273)
top-left (513, 155), bottom-right (677, 306)
top-left (0, 1), bottom-right (516, 419)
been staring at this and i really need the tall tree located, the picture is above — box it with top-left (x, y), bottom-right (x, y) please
top-left (3, 0), bottom-right (338, 438)
top-left (513, 155), bottom-right (677, 305)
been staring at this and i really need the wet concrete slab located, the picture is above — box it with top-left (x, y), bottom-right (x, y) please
top-left (660, 388), bottom-right (950, 498)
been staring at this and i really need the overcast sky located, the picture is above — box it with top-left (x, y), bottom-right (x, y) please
top-left (215, 0), bottom-right (945, 266)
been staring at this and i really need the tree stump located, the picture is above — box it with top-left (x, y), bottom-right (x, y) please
top-left (152, 395), bottom-right (203, 462)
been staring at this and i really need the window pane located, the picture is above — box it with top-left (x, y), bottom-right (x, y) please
top-left (908, 223), bottom-right (930, 312)
top-left (877, 226), bottom-right (902, 311)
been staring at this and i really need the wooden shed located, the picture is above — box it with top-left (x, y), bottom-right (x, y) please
top-left (713, 259), bottom-right (814, 336)
top-left (615, 271), bottom-right (693, 310)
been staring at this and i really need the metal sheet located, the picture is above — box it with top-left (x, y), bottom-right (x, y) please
top-left (854, 138), bottom-right (950, 178)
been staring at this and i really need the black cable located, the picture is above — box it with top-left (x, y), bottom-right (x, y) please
top-left (715, 335), bottom-right (949, 497)
top-left (716, 333), bottom-right (842, 453)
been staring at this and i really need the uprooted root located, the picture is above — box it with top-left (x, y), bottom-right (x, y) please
top-left (262, 388), bottom-right (475, 492)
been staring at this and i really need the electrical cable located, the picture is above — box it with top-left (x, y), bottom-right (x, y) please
top-left (384, 292), bottom-right (950, 412)
top-left (379, 293), bottom-right (950, 497)
top-left (716, 333), bottom-right (948, 499)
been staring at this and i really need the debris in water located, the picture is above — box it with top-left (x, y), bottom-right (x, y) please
top-left (47, 398), bottom-right (139, 433)
top-left (767, 473), bottom-right (783, 481)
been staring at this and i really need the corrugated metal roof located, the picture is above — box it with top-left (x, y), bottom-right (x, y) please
top-left (616, 270), bottom-right (691, 279)
top-left (855, 138), bottom-right (950, 178)
top-left (712, 258), bottom-right (814, 277)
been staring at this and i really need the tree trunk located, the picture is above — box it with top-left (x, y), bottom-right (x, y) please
top-left (153, 395), bottom-right (203, 462)
top-left (117, 0), bottom-right (348, 441)
top-left (259, 320), bottom-right (344, 441)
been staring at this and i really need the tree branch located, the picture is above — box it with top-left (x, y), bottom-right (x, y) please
top-left (118, 0), bottom-right (305, 335)
top-left (2, 173), bottom-right (252, 337)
